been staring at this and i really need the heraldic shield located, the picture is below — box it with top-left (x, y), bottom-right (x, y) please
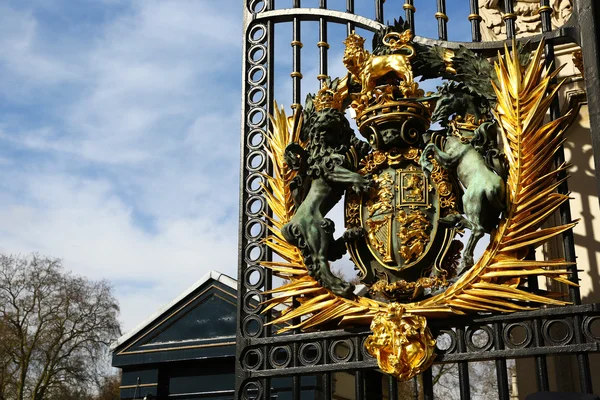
top-left (345, 142), bottom-right (461, 302)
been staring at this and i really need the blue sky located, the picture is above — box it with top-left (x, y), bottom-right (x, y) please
top-left (0, 0), bottom-right (474, 333)
top-left (0, 0), bottom-right (244, 332)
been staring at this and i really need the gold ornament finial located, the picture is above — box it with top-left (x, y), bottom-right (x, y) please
top-left (364, 303), bottom-right (436, 381)
top-left (313, 83), bottom-right (343, 111)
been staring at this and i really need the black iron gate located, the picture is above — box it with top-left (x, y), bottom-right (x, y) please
top-left (236, 1), bottom-right (600, 398)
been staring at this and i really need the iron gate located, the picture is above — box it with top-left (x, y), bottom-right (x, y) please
top-left (236, 0), bottom-right (600, 398)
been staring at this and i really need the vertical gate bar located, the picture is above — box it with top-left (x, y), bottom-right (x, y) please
top-left (468, 0), bottom-right (482, 42)
top-left (346, 0), bottom-right (355, 36)
top-left (456, 327), bottom-right (471, 400)
top-left (526, 254), bottom-right (550, 392)
top-left (502, 0), bottom-right (516, 39)
top-left (525, 241), bottom-right (547, 391)
top-left (535, 353), bottom-right (550, 392)
top-left (388, 376), bottom-right (397, 400)
top-left (539, 0), bottom-right (593, 392)
top-left (532, 317), bottom-right (550, 391)
top-left (412, 376), bottom-right (419, 400)
top-left (495, 359), bottom-right (510, 400)
top-left (262, 24), bottom-right (276, 399)
top-left (575, 0), bottom-right (600, 199)
top-left (538, 3), bottom-right (581, 304)
top-left (364, 370), bottom-right (383, 399)
top-left (403, 0), bottom-right (415, 33)
top-left (526, 248), bottom-right (538, 293)
top-left (375, 0), bottom-right (384, 23)
top-left (262, 371), bottom-right (271, 399)
top-left (435, 0), bottom-right (448, 40)
top-left (317, 9), bottom-right (328, 83)
top-left (291, 5), bottom-right (302, 395)
top-left (422, 368), bottom-right (434, 400)
top-left (322, 373), bottom-right (332, 400)
top-left (376, 0), bottom-right (384, 23)
top-left (267, 23), bottom-right (275, 164)
top-left (494, 323), bottom-right (510, 400)
top-left (236, 0), bottom-right (276, 393)
top-left (458, 362), bottom-right (470, 400)
top-left (290, 300), bottom-right (302, 399)
top-left (355, 370), bottom-right (364, 400)
top-left (236, 10), bottom-right (253, 398)
top-left (293, 375), bottom-right (301, 400)
top-left (264, 16), bottom-right (277, 400)
top-left (292, 338), bottom-right (300, 400)
top-left (291, 11), bottom-right (302, 108)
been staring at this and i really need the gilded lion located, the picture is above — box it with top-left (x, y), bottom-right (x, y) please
top-left (343, 30), bottom-right (415, 100)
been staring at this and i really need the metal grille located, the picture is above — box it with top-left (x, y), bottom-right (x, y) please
top-left (237, 1), bottom-right (600, 398)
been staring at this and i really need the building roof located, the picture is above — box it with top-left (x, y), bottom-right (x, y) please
top-left (110, 270), bottom-right (237, 352)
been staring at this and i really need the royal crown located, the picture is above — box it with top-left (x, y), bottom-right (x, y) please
top-left (314, 84), bottom-right (343, 111)
top-left (354, 87), bottom-right (433, 135)
top-left (343, 32), bottom-right (366, 50)
top-left (450, 114), bottom-right (484, 131)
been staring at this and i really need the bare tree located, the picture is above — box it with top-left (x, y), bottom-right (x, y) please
top-left (0, 254), bottom-right (121, 400)
top-left (94, 373), bottom-right (120, 400)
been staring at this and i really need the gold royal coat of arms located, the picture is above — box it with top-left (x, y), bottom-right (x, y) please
top-left (259, 18), bottom-right (577, 380)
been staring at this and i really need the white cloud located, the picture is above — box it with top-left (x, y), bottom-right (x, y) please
top-left (0, 168), bottom-right (239, 332)
top-left (0, 5), bottom-right (80, 87)
top-left (0, 0), bottom-right (243, 332)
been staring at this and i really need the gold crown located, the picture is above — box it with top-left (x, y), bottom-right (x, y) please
top-left (450, 114), bottom-right (484, 131)
top-left (343, 32), bottom-right (366, 50)
top-left (354, 86), bottom-right (431, 134)
top-left (314, 84), bottom-right (343, 111)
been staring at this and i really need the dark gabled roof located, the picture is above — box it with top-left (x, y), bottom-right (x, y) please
top-left (111, 271), bottom-right (237, 367)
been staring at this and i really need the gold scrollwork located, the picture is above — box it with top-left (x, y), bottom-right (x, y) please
top-left (360, 150), bottom-right (388, 174)
top-left (361, 147), bottom-right (421, 173)
top-left (345, 193), bottom-right (361, 228)
top-left (429, 161), bottom-right (459, 215)
top-left (388, 147), bottom-right (420, 167)
top-left (370, 277), bottom-right (447, 300)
